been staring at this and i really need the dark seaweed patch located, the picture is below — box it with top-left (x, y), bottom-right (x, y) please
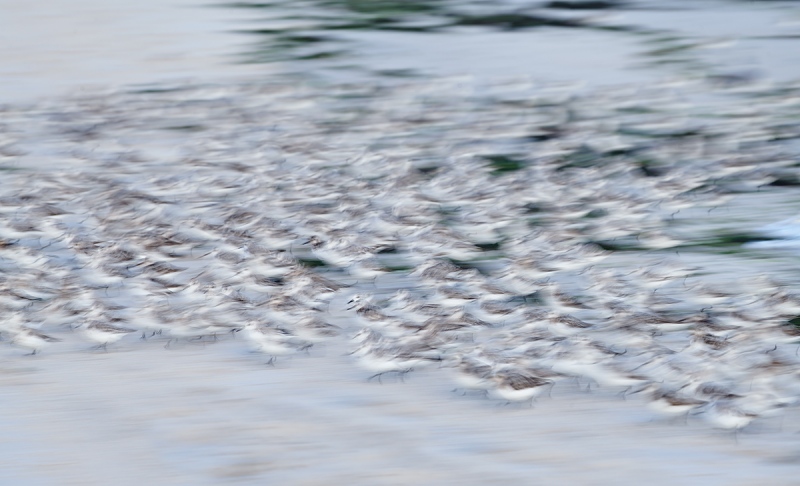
top-left (591, 240), bottom-right (637, 251)
top-left (768, 176), bottom-right (800, 187)
top-left (450, 13), bottom-right (586, 30)
top-left (618, 127), bottom-right (703, 139)
top-left (584, 208), bottom-right (608, 219)
top-left (327, 0), bottom-right (441, 15)
top-left (523, 203), bottom-right (545, 214)
top-left (415, 165), bottom-right (440, 175)
top-left (555, 146), bottom-right (604, 170)
top-left (545, 1), bottom-right (626, 9)
top-left (297, 257), bottom-right (328, 268)
top-left (705, 232), bottom-right (776, 247)
top-left (162, 125), bottom-right (206, 132)
top-left (481, 154), bottom-right (527, 175)
top-left (475, 242), bottom-right (502, 252)
top-left (638, 159), bottom-right (669, 177)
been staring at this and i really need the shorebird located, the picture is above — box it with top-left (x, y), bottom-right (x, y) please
top-left (349, 329), bottom-right (441, 383)
top-left (82, 321), bottom-right (137, 350)
top-left (537, 282), bottom-right (592, 314)
top-left (294, 315), bottom-right (340, 344)
top-left (489, 370), bottom-right (554, 406)
top-left (635, 384), bottom-right (707, 423)
top-left (351, 346), bottom-right (433, 383)
top-left (447, 354), bottom-right (495, 396)
top-left (547, 312), bottom-right (594, 336)
top-left (346, 258), bottom-right (389, 281)
top-left (431, 284), bottom-right (479, 308)
top-left (609, 307), bottom-right (695, 334)
top-left (702, 400), bottom-right (759, 441)
top-left (410, 259), bottom-right (464, 283)
top-left (240, 321), bottom-right (308, 365)
top-left (465, 300), bottom-right (523, 326)
top-left (9, 326), bottom-right (61, 355)
top-left (346, 293), bottom-right (384, 315)
top-left (161, 316), bottom-right (218, 346)
top-left (491, 266), bottom-right (543, 297)
top-left (303, 235), bottom-right (372, 268)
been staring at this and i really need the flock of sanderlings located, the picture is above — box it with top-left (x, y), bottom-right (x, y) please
top-left (1, 77), bottom-right (800, 434)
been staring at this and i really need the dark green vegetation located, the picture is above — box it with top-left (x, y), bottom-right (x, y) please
top-left (213, 0), bottom-right (644, 67)
top-left (481, 154), bottom-right (527, 175)
top-left (208, 0), bottom-right (800, 95)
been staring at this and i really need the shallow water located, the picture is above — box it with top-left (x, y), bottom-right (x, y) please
top-left (0, 0), bottom-right (267, 103)
top-left (3, 0), bottom-right (800, 102)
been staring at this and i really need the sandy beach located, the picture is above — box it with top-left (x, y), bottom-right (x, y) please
top-left (3, 334), bottom-right (800, 485)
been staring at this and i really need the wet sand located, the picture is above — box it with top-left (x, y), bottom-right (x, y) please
top-left (3, 336), bottom-right (800, 485)
top-left (0, 0), bottom-right (266, 103)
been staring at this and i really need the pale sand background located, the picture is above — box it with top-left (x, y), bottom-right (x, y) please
top-left (2, 311), bottom-right (800, 485)
top-left (0, 0), bottom-right (266, 103)
top-left (7, 0), bottom-right (798, 104)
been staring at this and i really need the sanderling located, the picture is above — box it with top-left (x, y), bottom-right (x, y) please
top-left (489, 371), bottom-right (554, 406)
top-left (350, 346), bottom-right (413, 383)
top-left (432, 284), bottom-right (479, 308)
top-left (447, 354), bottom-right (495, 396)
top-left (547, 313), bottom-right (594, 336)
top-left (636, 384), bottom-right (707, 423)
top-left (240, 321), bottom-right (309, 365)
top-left (491, 266), bottom-right (543, 297)
top-left (703, 400), bottom-right (759, 440)
top-left (410, 259), bottom-right (464, 283)
top-left (82, 321), bottom-right (137, 350)
top-left (303, 234), bottom-right (378, 269)
top-left (350, 335), bottom-right (439, 383)
top-left (294, 315), bottom-right (341, 344)
top-left (465, 300), bottom-right (522, 326)
top-left (10, 326), bottom-right (61, 355)
top-left (539, 283), bottom-right (592, 314)
top-left (346, 294), bottom-right (392, 326)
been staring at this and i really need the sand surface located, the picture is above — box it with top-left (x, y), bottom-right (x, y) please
top-left (3, 327), bottom-right (800, 485)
